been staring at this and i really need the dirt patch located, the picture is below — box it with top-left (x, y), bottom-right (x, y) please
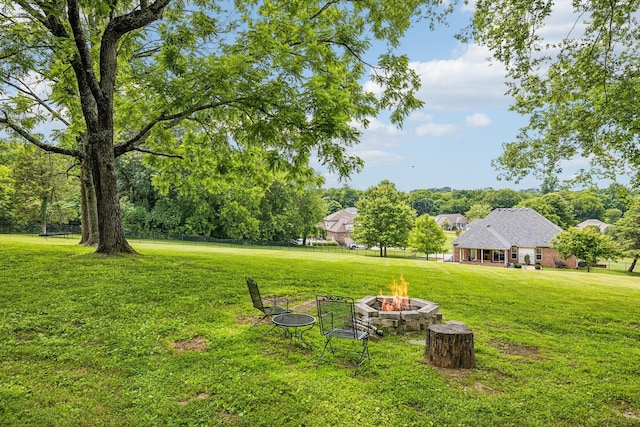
top-left (290, 299), bottom-right (316, 313)
top-left (616, 400), bottom-right (639, 420)
top-left (170, 336), bottom-right (207, 353)
top-left (489, 338), bottom-right (541, 359)
top-left (177, 392), bottom-right (210, 406)
top-left (236, 315), bottom-right (260, 325)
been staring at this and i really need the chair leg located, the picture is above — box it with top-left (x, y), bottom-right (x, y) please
top-left (316, 337), bottom-right (332, 369)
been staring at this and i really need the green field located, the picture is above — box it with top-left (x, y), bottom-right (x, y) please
top-left (1, 235), bottom-right (639, 426)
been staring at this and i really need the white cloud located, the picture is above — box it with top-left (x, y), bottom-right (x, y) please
top-left (352, 149), bottom-right (404, 167)
top-left (410, 43), bottom-right (510, 111)
top-left (415, 122), bottom-right (457, 137)
top-left (466, 112), bottom-right (491, 127)
top-left (408, 111), bottom-right (434, 122)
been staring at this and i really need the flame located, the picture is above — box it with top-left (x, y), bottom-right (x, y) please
top-left (379, 275), bottom-right (410, 311)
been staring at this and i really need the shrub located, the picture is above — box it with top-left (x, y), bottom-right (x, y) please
top-left (514, 263), bottom-right (522, 268)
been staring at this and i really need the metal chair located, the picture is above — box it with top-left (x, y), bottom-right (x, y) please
top-left (246, 277), bottom-right (290, 328)
top-left (316, 294), bottom-right (370, 374)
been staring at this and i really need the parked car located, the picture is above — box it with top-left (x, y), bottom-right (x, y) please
top-left (348, 243), bottom-right (366, 250)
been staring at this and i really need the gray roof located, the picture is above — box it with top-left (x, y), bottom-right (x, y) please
top-left (452, 208), bottom-right (562, 249)
top-left (434, 214), bottom-right (467, 225)
top-left (576, 219), bottom-right (610, 232)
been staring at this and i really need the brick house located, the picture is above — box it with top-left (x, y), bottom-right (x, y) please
top-left (322, 208), bottom-right (357, 245)
top-left (452, 208), bottom-right (577, 268)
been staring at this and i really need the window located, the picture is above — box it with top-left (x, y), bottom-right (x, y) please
top-left (536, 247), bottom-right (542, 261)
top-left (511, 246), bottom-right (517, 260)
top-left (493, 250), bottom-right (505, 262)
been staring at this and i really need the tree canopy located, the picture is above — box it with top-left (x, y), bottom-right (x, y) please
top-left (350, 180), bottom-right (416, 257)
top-left (0, 0), bottom-right (447, 253)
top-left (408, 214), bottom-right (446, 259)
top-left (609, 200), bottom-right (640, 273)
top-left (472, 1), bottom-right (640, 189)
top-left (552, 227), bottom-right (621, 272)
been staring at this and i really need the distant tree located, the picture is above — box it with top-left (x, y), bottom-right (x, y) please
top-left (408, 215), bottom-right (447, 260)
top-left (293, 189), bottom-right (328, 245)
top-left (569, 191), bottom-right (605, 222)
top-left (407, 189), bottom-right (438, 216)
top-left (351, 180), bottom-right (416, 257)
top-left (552, 228), bottom-right (621, 273)
top-left (325, 200), bottom-right (343, 215)
top-left (599, 184), bottom-right (635, 214)
top-left (603, 208), bottom-right (623, 225)
top-left (519, 192), bottom-right (574, 229)
top-left (465, 204), bottom-right (492, 222)
top-left (481, 188), bottom-right (523, 209)
top-left (608, 200), bottom-right (640, 273)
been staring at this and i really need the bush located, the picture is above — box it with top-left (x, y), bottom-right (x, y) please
top-left (535, 263), bottom-right (542, 270)
top-left (514, 263), bottom-right (522, 268)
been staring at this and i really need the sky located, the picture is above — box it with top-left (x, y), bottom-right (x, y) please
top-left (317, 4), bottom-right (568, 193)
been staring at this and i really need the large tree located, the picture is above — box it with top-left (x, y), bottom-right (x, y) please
top-left (350, 180), bottom-right (416, 257)
top-left (407, 214), bottom-right (446, 260)
top-left (552, 227), bottom-right (621, 273)
top-left (609, 199), bottom-right (640, 273)
top-left (472, 1), bottom-right (640, 189)
top-left (0, 1), bottom-right (445, 254)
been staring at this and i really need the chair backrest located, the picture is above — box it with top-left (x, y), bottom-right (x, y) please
top-left (316, 294), bottom-right (358, 339)
top-left (246, 277), bottom-right (265, 312)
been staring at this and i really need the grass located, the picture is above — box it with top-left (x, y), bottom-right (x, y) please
top-left (1, 235), bottom-right (639, 426)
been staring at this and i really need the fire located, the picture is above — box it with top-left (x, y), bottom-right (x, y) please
top-left (379, 275), bottom-right (410, 311)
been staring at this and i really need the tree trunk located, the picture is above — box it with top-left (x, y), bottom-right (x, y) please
top-left (79, 160), bottom-right (99, 246)
top-left (89, 134), bottom-right (135, 255)
top-left (425, 323), bottom-right (476, 369)
top-left (628, 255), bottom-right (638, 273)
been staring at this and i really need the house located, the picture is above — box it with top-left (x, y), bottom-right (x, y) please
top-left (322, 208), bottom-right (357, 245)
top-left (576, 219), bottom-right (610, 233)
top-left (434, 213), bottom-right (468, 230)
top-left (452, 208), bottom-right (577, 268)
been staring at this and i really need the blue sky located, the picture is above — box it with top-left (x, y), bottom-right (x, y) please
top-left (318, 5), bottom-right (550, 193)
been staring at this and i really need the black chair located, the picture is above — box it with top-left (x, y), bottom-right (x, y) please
top-left (246, 277), bottom-right (290, 328)
top-left (316, 294), bottom-right (370, 374)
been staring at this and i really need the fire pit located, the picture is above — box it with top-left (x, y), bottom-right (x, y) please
top-left (354, 276), bottom-right (441, 334)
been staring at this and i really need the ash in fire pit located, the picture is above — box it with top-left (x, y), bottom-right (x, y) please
top-left (354, 276), bottom-right (441, 334)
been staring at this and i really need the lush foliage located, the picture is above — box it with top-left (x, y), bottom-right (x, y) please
top-left (0, 236), bottom-right (639, 426)
top-left (609, 200), bottom-right (640, 273)
top-left (464, 203), bottom-right (492, 221)
top-left (552, 228), bottom-right (621, 272)
top-left (472, 0), bottom-right (640, 188)
top-left (407, 214), bottom-right (446, 258)
top-left (350, 180), bottom-right (416, 256)
top-left (1, 0), bottom-right (446, 253)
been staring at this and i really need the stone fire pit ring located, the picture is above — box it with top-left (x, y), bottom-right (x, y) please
top-left (355, 296), bottom-right (442, 335)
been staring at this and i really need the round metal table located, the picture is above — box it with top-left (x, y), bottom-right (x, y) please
top-left (271, 313), bottom-right (316, 354)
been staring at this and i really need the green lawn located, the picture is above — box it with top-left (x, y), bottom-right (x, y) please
top-left (1, 235), bottom-right (639, 426)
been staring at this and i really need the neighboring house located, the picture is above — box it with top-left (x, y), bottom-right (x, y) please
top-left (322, 208), bottom-right (357, 245)
top-left (576, 219), bottom-right (610, 233)
top-left (452, 208), bottom-right (577, 268)
top-left (434, 214), bottom-right (468, 230)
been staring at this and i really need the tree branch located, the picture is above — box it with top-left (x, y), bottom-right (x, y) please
top-left (66, 0), bottom-right (104, 105)
top-left (0, 112), bottom-right (83, 159)
top-left (133, 147), bottom-right (183, 158)
top-left (1, 77), bottom-right (71, 127)
top-left (114, 99), bottom-right (245, 157)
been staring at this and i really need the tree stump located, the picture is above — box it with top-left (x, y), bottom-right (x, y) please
top-left (425, 323), bottom-right (476, 369)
